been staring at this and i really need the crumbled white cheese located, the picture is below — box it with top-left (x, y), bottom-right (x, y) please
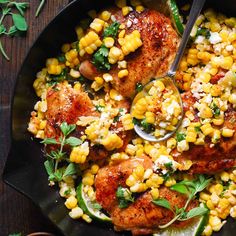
top-left (195, 35), bottom-right (205, 44)
top-left (209, 32), bottom-right (222, 44)
top-left (226, 45), bottom-right (234, 51)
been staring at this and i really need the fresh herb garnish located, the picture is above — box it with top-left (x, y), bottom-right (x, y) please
top-left (152, 175), bottom-right (211, 229)
top-left (113, 108), bottom-right (124, 122)
top-left (92, 45), bottom-right (111, 71)
top-left (211, 103), bottom-right (221, 117)
top-left (132, 117), bottom-right (139, 125)
top-left (91, 202), bottom-right (102, 210)
top-left (64, 189), bottom-right (71, 196)
top-left (41, 122), bottom-right (81, 182)
top-left (95, 105), bottom-right (105, 113)
top-left (116, 186), bottom-right (134, 208)
top-left (194, 126), bottom-right (201, 132)
top-left (136, 82), bottom-right (143, 92)
top-left (196, 27), bottom-right (211, 39)
top-left (141, 119), bottom-right (155, 133)
top-left (103, 21), bottom-right (120, 38)
top-left (176, 132), bottom-right (186, 142)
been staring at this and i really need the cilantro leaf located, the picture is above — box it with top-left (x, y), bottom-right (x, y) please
top-left (103, 21), bottom-right (120, 38)
top-left (196, 27), bottom-right (210, 39)
top-left (65, 137), bottom-right (82, 147)
top-left (176, 132), bottom-right (186, 142)
top-left (92, 45), bottom-right (111, 71)
top-left (152, 198), bottom-right (172, 211)
top-left (95, 105), bottom-right (105, 112)
top-left (211, 103), bottom-right (220, 117)
top-left (116, 186), bottom-right (134, 209)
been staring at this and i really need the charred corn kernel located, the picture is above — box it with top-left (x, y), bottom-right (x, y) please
top-left (202, 225), bottom-right (213, 236)
top-left (179, 59), bottom-right (188, 71)
top-left (121, 114), bottom-right (134, 130)
top-left (119, 29), bottom-right (126, 38)
top-left (145, 111), bottom-right (155, 124)
top-left (101, 133), bottom-right (123, 150)
top-left (122, 30), bottom-right (142, 56)
top-left (177, 140), bottom-right (189, 152)
top-left (220, 171), bottom-right (230, 182)
top-left (109, 46), bottom-right (123, 64)
top-left (118, 60), bottom-right (127, 69)
top-left (103, 37), bottom-right (114, 48)
top-left (70, 142), bottom-right (89, 164)
top-left (79, 31), bottom-right (102, 56)
top-left (165, 178), bottom-right (176, 187)
top-left (211, 192), bottom-right (220, 205)
top-left (209, 184), bottom-right (224, 195)
top-left (116, 0), bottom-right (126, 8)
top-left (136, 5), bottom-right (145, 13)
top-left (82, 214), bottom-right (92, 223)
top-left (47, 65), bottom-right (62, 75)
top-left (130, 0), bottom-right (141, 7)
top-left (69, 207), bottom-right (83, 219)
top-left (130, 183), bottom-right (147, 193)
top-left (143, 169), bottom-right (153, 180)
top-left (201, 123), bottom-right (214, 136)
top-left (197, 51), bottom-right (212, 62)
top-left (150, 188), bottom-right (159, 200)
top-left (167, 138), bottom-right (177, 149)
top-left (90, 164), bottom-right (99, 174)
top-left (100, 10), bottom-right (111, 21)
top-left (65, 196), bottom-right (78, 209)
top-left (210, 85), bottom-right (222, 96)
top-left (70, 69), bottom-right (80, 78)
top-left (199, 72), bottom-right (211, 83)
top-left (134, 165), bottom-right (145, 179)
top-left (82, 176), bottom-right (94, 186)
top-left (228, 32), bottom-right (236, 42)
top-left (109, 89), bottom-right (123, 101)
top-left (229, 93), bottom-right (236, 104)
top-left (118, 69), bottom-right (129, 78)
top-left (222, 128), bottom-right (234, 137)
top-left (122, 6), bottom-right (131, 16)
top-left (212, 118), bottom-right (224, 126)
top-left (126, 174), bottom-right (136, 187)
top-left (154, 80), bottom-right (165, 92)
top-left (230, 206), bottom-right (236, 218)
top-left (125, 144), bottom-right (137, 156)
top-left (207, 199), bottom-right (215, 210)
top-left (200, 192), bottom-right (211, 201)
top-left (90, 18), bottom-right (105, 32)
top-left (103, 73), bottom-right (113, 82)
top-left (212, 129), bottom-right (221, 143)
top-left (61, 43), bottom-right (71, 53)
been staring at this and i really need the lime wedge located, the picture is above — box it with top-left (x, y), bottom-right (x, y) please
top-left (167, 0), bottom-right (184, 35)
top-left (153, 204), bottom-right (209, 236)
top-left (76, 182), bottom-right (111, 223)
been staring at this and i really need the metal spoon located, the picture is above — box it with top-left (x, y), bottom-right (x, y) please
top-left (132, 0), bottom-right (206, 142)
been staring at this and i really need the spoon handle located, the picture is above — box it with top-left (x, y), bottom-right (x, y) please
top-left (167, 0), bottom-right (206, 77)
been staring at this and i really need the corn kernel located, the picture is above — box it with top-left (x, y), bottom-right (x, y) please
top-left (118, 69), bottom-right (129, 78)
top-left (100, 11), bottom-right (111, 21)
top-left (103, 37), bottom-right (115, 48)
top-left (150, 188), bottom-right (159, 200)
top-left (122, 6), bottom-right (131, 16)
top-left (69, 207), bottom-right (83, 219)
top-left (222, 128), bottom-right (234, 137)
top-left (65, 196), bottom-right (78, 209)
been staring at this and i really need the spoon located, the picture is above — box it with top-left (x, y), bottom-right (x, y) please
top-left (132, 0), bottom-right (206, 142)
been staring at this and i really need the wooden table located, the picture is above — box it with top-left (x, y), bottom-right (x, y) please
top-left (0, 1), bottom-right (70, 235)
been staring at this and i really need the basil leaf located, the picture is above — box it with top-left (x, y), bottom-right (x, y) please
top-left (65, 137), bottom-right (82, 147)
top-left (170, 183), bottom-right (189, 195)
top-left (185, 207), bottom-right (208, 220)
top-left (152, 198), bottom-right (172, 211)
top-left (63, 163), bottom-right (77, 177)
top-left (44, 160), bottom-right (54, 176)
top-left (41, 138), bottom-right (58, 145)
top-left (12, 13), bottom-right (28, 31)
top-left (60, 122), bottom-right (76, 136)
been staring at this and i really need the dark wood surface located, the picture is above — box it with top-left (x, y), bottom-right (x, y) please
top-left (0, 1), bottom-right (70, 235)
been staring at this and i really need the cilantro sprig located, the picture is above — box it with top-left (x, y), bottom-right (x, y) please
top-left (103, 21), bottom-right (120, 38)
top-left (152, 175), bottom-right (211, 229)
top-left (116, 186), bottom-right (134, 208)
top-left (92, 45), bottom-right (111, 71)
top-left (41, 122), bottom-right (82, 182)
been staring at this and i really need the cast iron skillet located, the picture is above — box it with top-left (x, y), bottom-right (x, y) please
top-left (3, 0), bottom-right (236, 235)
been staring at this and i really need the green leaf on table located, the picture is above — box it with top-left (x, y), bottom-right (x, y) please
top-left (13, 2), bottom-right (29, 16)
top-left (65, 137), bottom-right (82, 147)
top-left (8, 233), bottom-right (22, 236)
top-left (41, 138), bottom-right (58, 145)
top-left (60, 122), bottom-right (76, 136)
top-left (12, 13), bottom-right (28, 31)
top-left (170, 183), bottom-right (189, 195)
top-left (0, 24), bottom-right (6, 34)
top-left (152, 198), bottom-right (172, 211)
top-left (63, 163), bottom-right (77, 177)
top-left (7, 25), bottom-right (19, 36)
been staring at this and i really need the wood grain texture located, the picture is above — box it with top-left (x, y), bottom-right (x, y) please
top-left (0, 1), bottom-right (69, 235)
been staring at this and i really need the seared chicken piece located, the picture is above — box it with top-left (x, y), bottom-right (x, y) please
top-left (174, 91), bottom-right (236, 174)
top-left (79, 8), bottom-right (179, 98)
top-left (95, 156), bottom-right (196, 235)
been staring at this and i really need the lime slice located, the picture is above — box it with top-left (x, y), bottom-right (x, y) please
top-left (76, 182), bottom-right (111, 223)
top-left (153, 204), bottom-right (209, 236)
top-left (167, 0), bottom-right (184, 35)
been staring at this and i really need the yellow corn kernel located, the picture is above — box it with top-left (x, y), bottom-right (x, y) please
top-left (209, 215), bottom-right (222, 231)
top-left (229, 93), bottom-right (236, 104)
top-left (136, 5), bottom-right (145, 13)
top-left (90, 164), bottom-right (99, 175)
top-left (116, 0), bottom-right (126, 8)
top-left (75, 26), bottom-right (84, 40)
top-left (82, 176), bottom-right (94, 186)
top-left (100, 10), bottom-right (111, 21)
top-left (109, 89), bottom-right (123, 101)
top-left (39, 120), bottom-right (47, 130)
top-left (212, 118), bottom-right (224, 126)
top-left (165, 178), bottom-right (176, 187)
top-left (118, 69), bottom-right (129, 78)
top-left (121, 114), bottom-right (134, 130)
top-left (220, 56), bottom-right (233, 70)
top-left (230, 206), bottom-right (236, 218)
top-left (109, 46), bottom-right (123, 64)
top-left (200, 192), bottom-right (211, 201)
top-left (211, 192), bottom-right (220, 205)
top-left (126, 174), bottom-right (136, 187)
top-left (206, 199), bottom-right (215, 210)
top-left (212, 129), bottom-right (221, 143)
top-left (210, 85), bottom-right (222, 97)
top-left (69, 207), bottom-right (83, 219)
top-left (103, 37), bottom-right (115, 48)
top-left (70, 69), bottom-right (80, 79)
top-left (166, 138), bottom-right (177, 149)
top-left (197, 51), bottom-right (212, 62)
top-left (179, 59), bottom-right (188, 71)
top-left (228, 32), bottom-right (236, 42)
top-left (133, 165), bottom-right (145, 179)
top-left (201, 123), bottom-right (214, 136)
top-left (145, 111), bottom-right (155, 124)
top-left (220, 171), bottom-right (230, 182)
top-left (125, 144), bottom-right (137, 156)
top-left (150, 188), bottom-right (159, 200)
top-left (199, 72), bottom-right (211, 83)
top-left (65, 196), bottom-right (78, 209)
top-left (82, 214), bottom-right (92, 223)
top-left (154, 80), bottom-right (165, 92)
top-left (119, 29), bottom-right (126, 38)
top-left (218, 198), bottom-right (230, 211)
top-left (209, 183), bottom-right (223, 195)
top-left (122, 6), bottom-right (131, 16)
top-left (202, 225), bottom-right (213, 236)
top-left (61, 44), bottom-right (71, 53)
top-left (101, 133), bottom-right (123, 151)
top-left (70, 142), bottom-right (89, 164)
top-left (222, 128), bottom-right (234, 137)
top-left (47, 65), bottom-right (62, 75)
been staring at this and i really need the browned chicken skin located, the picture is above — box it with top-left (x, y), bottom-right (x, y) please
top-left (79, 8), bottom-right (179, 98)
top-left (95, 156), bottom-right (196, 235)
